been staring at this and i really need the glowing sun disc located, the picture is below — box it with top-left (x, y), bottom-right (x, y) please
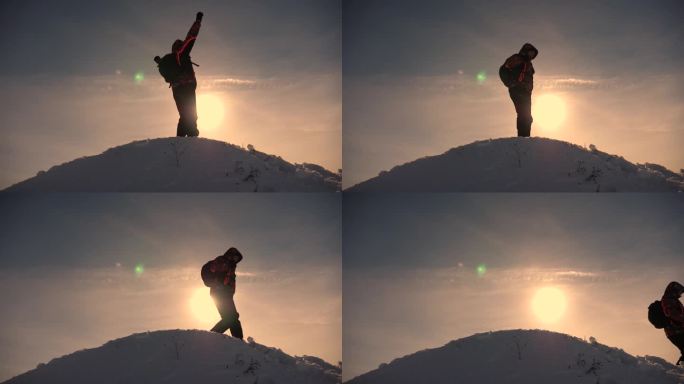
top-left (531, 286), bottom-right (567, 323)
top-left (196, 94), bottom-right (225, 133)
top-left (189, 287), bottom-right (217, 325)
top-left (533, 94), bottom-right (566, 131)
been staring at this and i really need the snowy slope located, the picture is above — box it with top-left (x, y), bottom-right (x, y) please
top-left (4, 330), bottom-right (340, 384)
top-left (4, 138), bottom-right (340, 192)
top-left (347, 137), bottom-right (683, 192)
top-left (347, 330), bottom-right (684, 384)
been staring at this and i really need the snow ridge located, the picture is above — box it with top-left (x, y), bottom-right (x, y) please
top-left (4, 138), bottom-right (340, 192)
top-left (347, 137), bottom-right (683, 192)
top-left (5, 329), bottom-right (341, 384)
top-left (346, 329), bottom-right (684, 384)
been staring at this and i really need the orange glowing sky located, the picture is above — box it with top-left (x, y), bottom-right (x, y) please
top-left (0, 194), bottom-right (341, 382)
top-left (0, 1), bottom-right (340, 189)
top-left (343, 194), bottom-right (684, 380)
top-left (342, 0), bottom-right (683, 187)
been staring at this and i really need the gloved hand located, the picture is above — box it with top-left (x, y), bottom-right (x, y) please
top-left (196, 12), bottom-right (203, 22)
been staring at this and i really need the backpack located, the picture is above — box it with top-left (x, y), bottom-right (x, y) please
top-left (201, 260), bottom-right (215, 287)
top-left (499, 63), bottom-right (515, 88)
top-left (648, 300), bottom-right (669, 329)
top-left (156, 53), bottom-right (181, 84)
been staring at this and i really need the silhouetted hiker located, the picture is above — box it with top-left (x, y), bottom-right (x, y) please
top-left (201, 247), bottom-right (244, 339)
top-left (154, 12), bottom-right (203, 137)
top-left (499, 43), bottom-right (538, 137)
top-left (662, 281), bottom-right (684, 365)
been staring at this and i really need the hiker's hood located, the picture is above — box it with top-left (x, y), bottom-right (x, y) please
top-left (172, 39), bottom-right (183, 53)
top-left (519, 43), bottom-right (538, 60)
top-left (664, 281), bottom-right (684, 298)
top-left (216, 247), bottom-right (242, 264)
top-left (224, 247), bottom-right (242, 258)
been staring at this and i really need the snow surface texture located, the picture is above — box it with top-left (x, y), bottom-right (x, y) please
top-left (4, 330), bottom-right (340, 384)
top-left (346, 330), bottom-right (684, 384)
top-left (347, 137), bottom-right (683, 192)
top-left (4, 138), bottom-right (340, 192)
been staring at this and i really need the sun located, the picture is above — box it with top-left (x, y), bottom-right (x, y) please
top-left (189, 287), bottom-right (218, 326)
top-left (531, 286), bottom-right (567, 323)
top-left (532, 94), bottom-right (567, 131)
top-left (196, 93), bottom-right (225, 134)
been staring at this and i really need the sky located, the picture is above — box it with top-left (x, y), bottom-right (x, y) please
top-left (343, 0), bottom-right (684, 187)
top-left (343, 193), bottom-right (684, 381)
top-left (0, 194), bottom-right (341, 382)
top-left (0, 0), bottom-right (341, 189)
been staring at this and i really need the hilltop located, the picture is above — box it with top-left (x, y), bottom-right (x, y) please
top-left (5, 138), bottom-right (340, 192)
top-left (347, 137), bottom-right (682, 192)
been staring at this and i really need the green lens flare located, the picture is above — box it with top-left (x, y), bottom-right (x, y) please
top-left (134, 264), bottom-right (144, 276)
top-left (476, 71), bottom-right (487, 84)
top-left (134, 71), bottom-right (145, 84)
top-left (476, 264), bottom-right (487, 277)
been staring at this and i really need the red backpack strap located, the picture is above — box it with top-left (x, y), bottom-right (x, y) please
top-left (518, 62), bottom-right (527, 82)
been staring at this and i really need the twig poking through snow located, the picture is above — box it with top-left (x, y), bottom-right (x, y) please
top-left (169, 141), bottom-right (188, 168)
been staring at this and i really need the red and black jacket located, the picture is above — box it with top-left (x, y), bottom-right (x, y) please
top-left (502, 43), bottom-right (538, 92)
top-left (173, 20), bottom-right (201, 87)
top-left (205, 252), bottom-right (243, 294)
top-left (662, 281), bottom-right (684, 337)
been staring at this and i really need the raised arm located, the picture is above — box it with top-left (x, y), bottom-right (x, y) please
top-left (177, 12), bottom-right (203, 58)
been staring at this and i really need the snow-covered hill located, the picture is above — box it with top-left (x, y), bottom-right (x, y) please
top-left (347, 137), bottom-right (683, 192)
top-left (4, 330), bottom-right (340, 384)
top-left (346, 330), bottom-right (684, 384)
top-left (4, 138), bottom-right (340, 192)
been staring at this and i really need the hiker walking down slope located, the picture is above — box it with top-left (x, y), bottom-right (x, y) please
top-left (662, 281), bottom-right (684, 365)
top-left (499, 43), bottom-right (538, 137)
top-left (202, 247), bottom-right (244, 339)
top-left (154, 12), bottom-right (203, 137)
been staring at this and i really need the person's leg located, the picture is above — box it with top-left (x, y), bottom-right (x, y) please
top-left (210, 318), bottom-right (231, 333)
top-left (187, 83), bottom-right (199, 137)
top-left (175, 84), bottom-right (198, 137)
top-left (667, 333), bottom-right (684, 364)
top-left (520, 91), bottom-right (532, 137)
top-left (180, 85), bottom-right (196, 137)
top-left (509, 89), bottom-right (532, 137)
top-left (228, 306), bottom-right (243, 339)
top-left (172, 86), bottom-right (187, 137)
top-left (232, 319), bottom-right (244, 339)
top-left (676, 335), bottom-right (684, 363)
top-left (221, 295), bottom-right (243, 339)
top-left (509, 89), bottom-right (523, 137)
top-left (211, 293), bottom-right (243, 339)
top-left (210, 291), bottom-right (230, 333)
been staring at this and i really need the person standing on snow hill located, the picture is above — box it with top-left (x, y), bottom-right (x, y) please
top-left (662, 281), bottom-right (684, 365)
top-left (154, 12), bottom-right (203, 137)
top-left (202, 247), bottom-right (244, 339)
top-left (499, 43), bottom-right (538, 137)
